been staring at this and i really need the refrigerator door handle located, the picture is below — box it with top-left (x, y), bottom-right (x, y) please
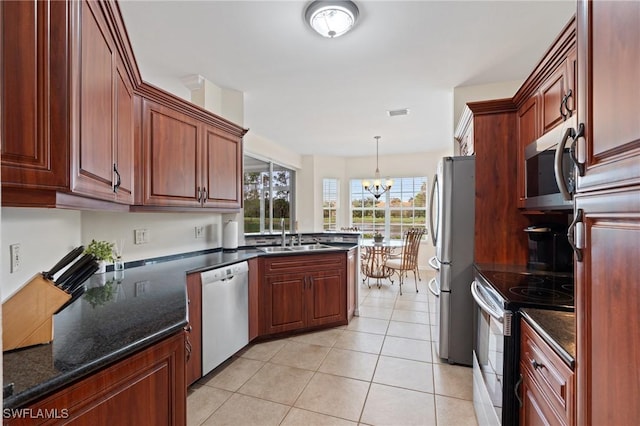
top-left (471, 280), bottom-right (504, 323)
top-left (428, 277), bottom-right (440, 297)
top-left (429, 174), bottom-right (439, 247)
top-left (428, 256), bottom-right (440, 271)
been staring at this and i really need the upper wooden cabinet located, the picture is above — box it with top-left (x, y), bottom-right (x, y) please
top-left (136, 94), bottom-right (245, 211)
top-left (574, 0), bottom-right (640, 193)
top-left (514, 17), bottom-right (576, 209)
top-left (1, 0), bottom-right (136, 209)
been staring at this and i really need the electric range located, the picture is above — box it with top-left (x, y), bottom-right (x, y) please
top-left (471, 264), bottom-right (574, 426)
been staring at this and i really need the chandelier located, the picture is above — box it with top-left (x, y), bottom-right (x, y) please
top-left (362, 136), bottom-right (393, 199)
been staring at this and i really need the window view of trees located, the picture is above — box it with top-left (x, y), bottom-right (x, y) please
top-left (323, 178), bottom-right (339, 231)
top-left (244, 156), bottom-right (294, 233)
top-left (350, 177), bottom-right (428, 239)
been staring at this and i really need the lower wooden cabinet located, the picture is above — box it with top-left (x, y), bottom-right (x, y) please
top-left (519, 319), bottom-right (574, 426)
top-left (260, 253), bottom-right (347, 336)
top-left (185, 274), bottom-right (202, 386)
top-left (7, 332), bottom-right (187, 426)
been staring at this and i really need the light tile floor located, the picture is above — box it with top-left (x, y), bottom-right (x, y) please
top-left (188, 269), bottom-right (478, 426)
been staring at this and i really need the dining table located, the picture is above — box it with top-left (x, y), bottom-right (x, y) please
top-left (360, 239), bottom-right (404, 288)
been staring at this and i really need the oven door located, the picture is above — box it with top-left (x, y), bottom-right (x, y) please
top-left (471, 280), bottom-right (511, 426)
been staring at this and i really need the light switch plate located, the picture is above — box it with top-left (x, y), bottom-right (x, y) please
top-left (10, 243), bottom-right (21, 273)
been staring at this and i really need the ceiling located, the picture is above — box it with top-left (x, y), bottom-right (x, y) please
top-left (118, 0), bottom-right (576, 158)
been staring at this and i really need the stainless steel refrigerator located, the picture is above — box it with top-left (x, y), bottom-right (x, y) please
top-left (428, 156), bottom-right (475, 366)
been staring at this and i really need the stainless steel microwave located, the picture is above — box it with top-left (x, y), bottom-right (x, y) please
top-left (524, 116), bottom-right (576, 210)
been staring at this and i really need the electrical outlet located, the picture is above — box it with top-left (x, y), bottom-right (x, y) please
top-left (134, 228), bottom-right (149, 245)
top-left (195, 226), bottom-right (204, 239)
top-left (10, 243), bottom-right (21, 273)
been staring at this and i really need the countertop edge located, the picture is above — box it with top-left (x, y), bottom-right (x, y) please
top-left (520, 309), bottom-right (575, 370)
top-left (3, 320), bottom-right (187, 410)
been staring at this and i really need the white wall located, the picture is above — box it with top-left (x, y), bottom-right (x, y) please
top-left (1, 208), bottom-right (82, 300)
top-left (453, 80), bottom-right (522, 127)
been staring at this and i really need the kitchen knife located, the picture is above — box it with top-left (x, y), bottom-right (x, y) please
top-left (62, 261), bottom-right (100, 294)
top-left (55, 279), bottom-right (88, 314)
top-left (55, 254), bottom-right (95, 289)
top-left (42, 246), bottom-right (85, 280)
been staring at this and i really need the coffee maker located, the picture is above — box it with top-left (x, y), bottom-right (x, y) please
top-left (524, 225), bottom-right (573, 272)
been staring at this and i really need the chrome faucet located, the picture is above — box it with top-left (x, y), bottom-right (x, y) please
top-left (281, 218), bottom-right (286, 247)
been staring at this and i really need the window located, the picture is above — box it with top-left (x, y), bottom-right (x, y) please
top-left (350, 176), bottom-right (427, 239)
top-left (322, 178), bottom-right (339, 231)
top-left (243, 156), bottom-right (295, 234)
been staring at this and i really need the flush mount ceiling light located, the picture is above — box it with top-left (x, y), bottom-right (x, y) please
top-left (305, 0), bottom-right (359, 38)
top-left (362, 136), bottom-right (393, 199)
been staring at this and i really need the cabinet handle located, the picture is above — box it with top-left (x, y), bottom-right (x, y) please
top-left (569, 122), bottom-right (585, 177)
top-left (530, 359), bottom-right (544, 370)
top-left (202, 187), bottom-right (208, 205)
top-left (560, 89), bottom-right (573, 120)
top-left (185, 335), bottom-right (192, 362)
top-left (113, 164), bottom-right (121, 193)
top-left (197, 187), bottom-right (202, 203)
top-left (568, 208), bottom-right (584, 262)
top-left (514, 373), bottom-right (523, 408)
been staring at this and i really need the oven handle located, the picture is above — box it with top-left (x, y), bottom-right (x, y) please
top-left (428, 256), bottom-right (440, 271)
top-left (471, 280), bottom-right (504, 323)
top-left (428, 277), bottom-right (440, 297)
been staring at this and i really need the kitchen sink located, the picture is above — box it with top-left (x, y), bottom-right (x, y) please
top-left (258, 244), bottom-right (336, 253)
top-left (289, 244), bottom-right (335, 251)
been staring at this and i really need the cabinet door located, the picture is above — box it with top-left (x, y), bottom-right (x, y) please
top-left (517, 96), bottom-right (538, 207)
top-left (539, 66), bottom-right (567, 135)
top-left (263, 272), bottom-right (306, 334)
top-left (202, 125), bottom-right (242, 209)
top-left (576, 0), bottom-right (640, 192)
top-left (306, 269), bottom-right (346, 328)
top-left (574, 188), bottom-right (640, 425)
top-left (10, 333), bottom-right (186, 426)
top-left (72, 0), bottom-right (117, 201)
top-left (1, 0), bottom-right (70, 190)
top-left (114, 59), bottom-right (135, 204)
top-left (142, 100), bottom-right (202, 207)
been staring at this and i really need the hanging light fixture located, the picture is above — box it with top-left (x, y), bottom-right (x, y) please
top-left (305, 0), bottom-right (359, 38)
top-left (362, 136), bottom-right (393, 199)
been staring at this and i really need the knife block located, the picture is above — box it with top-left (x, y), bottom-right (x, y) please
top-left (2, 274), bottom-right (71, 351)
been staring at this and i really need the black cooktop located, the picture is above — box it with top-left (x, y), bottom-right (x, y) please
top-left (475, 265), bottom-right (574, 311)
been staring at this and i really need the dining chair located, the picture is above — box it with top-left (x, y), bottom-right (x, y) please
top-left (384, 227), bottom-right (426, 295)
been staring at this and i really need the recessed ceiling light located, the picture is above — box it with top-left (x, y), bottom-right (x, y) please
top-left (305, 1), bottom-right (359, 38)
top-left (387, 108), bottom-right (410, 117)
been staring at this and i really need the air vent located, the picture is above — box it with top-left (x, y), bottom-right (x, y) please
top-left (387, 108), bottom-right (410, 117)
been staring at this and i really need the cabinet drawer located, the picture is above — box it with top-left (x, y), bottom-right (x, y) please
top-left (520, 320), bottom-right (574, 424)
top-left (262, 253), bottom-right (344, 274)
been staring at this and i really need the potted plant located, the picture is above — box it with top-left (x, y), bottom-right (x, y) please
top-left (84, 239), bottom-right (115, 274)
top-left (373, 232), bottom-right (384, 243)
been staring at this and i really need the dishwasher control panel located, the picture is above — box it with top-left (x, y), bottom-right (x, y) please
top-left (200, 261), bottom-right (249, 285)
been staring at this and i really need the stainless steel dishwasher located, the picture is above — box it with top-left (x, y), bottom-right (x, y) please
top-left (200, 261), bottom-right (249, 376)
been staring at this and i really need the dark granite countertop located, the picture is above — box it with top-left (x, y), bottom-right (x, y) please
top-left (520, 308), bottom-right (576, 369)
top-left (2, 242), bottom-right (359, 409)
top-left (2, 249), bottom-right (261, 409)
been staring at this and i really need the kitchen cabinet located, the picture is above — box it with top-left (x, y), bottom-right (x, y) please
top-left (136, 92), bottom-right (245, 211)
top-left (574, 1), bottom-right (640, 193)
top-left (454, 106), bottom-right (474, 156)
top-left (185, 273), bottom-right (202, 386)
top-left (573, 2), bottom-right (640, 424)
top-left (1, 0), bottom-right (136, 208)
top-left (513, 17), bottom-right (576, 209)
top-left (573, 188), bottom-right (640, 425)
top-left (519, 319), bottom-right (574, 426)
top-left (259, 253), bottom-right (346, 336)
top-left (6, 332), bottom-right (187, 426)
top-left (464, 99), bottom-right (531, 265)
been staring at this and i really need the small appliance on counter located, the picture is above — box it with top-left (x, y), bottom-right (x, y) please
top-left (524, 225), bottom-right (572, 272)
